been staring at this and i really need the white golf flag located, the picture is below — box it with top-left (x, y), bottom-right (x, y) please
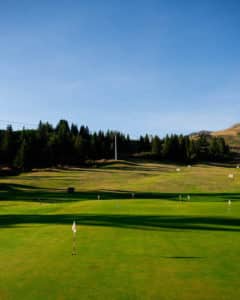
top-left (72, 221), bottom-right (77, 233)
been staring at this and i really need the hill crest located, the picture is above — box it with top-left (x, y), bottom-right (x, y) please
top-left (190, 123), bottom-right (240, 152)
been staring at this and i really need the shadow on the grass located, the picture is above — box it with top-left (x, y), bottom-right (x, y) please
top-left (164, 256), bottom-right (204, 259)
top-left (1, 213), bottom-right (240, 232)
top-left (1, 183), bottom-right (240, 204)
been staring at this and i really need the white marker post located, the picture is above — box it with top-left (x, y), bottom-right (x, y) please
top-left (227, 199), bottom-right (232, 213)
top-left (72, 221), bottom-right (77, 255)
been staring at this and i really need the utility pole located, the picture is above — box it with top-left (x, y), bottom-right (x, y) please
top-left (114, 134), bottom-right (118, 161)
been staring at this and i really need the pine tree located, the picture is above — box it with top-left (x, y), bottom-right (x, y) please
top-left (151, 136), bottom-right (162, 157)
top-left (0, 125), bottom-right (16, 166)
top-left (14, 138), bottom-right (28, 170)
top-left (162, 135), bottom-right (170, 159)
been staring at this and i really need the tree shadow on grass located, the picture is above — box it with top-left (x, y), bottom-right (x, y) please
top-left (0, 183), bottom-right (133, 203)
top-left (1, 183), bottom-right (240, 203)
top-left (164, 256), bottom-right (204, 259)
top-left (1, 214), bottom-right (240, 232)
top-left (99, 165), bottom-right (172, 173)
top-left (0, 183), bottom-right (45, 191)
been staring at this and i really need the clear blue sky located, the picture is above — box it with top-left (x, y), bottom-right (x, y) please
top-left (0, 0), bottom-right (240, 137)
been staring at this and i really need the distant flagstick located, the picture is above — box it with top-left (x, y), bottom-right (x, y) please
top-left (72, 221), bottom-right (77, 255)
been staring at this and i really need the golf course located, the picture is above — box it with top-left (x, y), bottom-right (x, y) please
top-left (1, 161), bottom-right (240, 300)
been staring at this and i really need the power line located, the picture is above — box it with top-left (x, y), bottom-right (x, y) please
top-left (0, 119), bottom-right (38, 127)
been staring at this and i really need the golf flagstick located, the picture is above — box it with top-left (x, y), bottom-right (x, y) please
top-left (72, 220), bottom-right (77, 255)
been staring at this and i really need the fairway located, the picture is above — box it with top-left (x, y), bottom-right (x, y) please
top-left (1, 162), bottom-right (240, 300)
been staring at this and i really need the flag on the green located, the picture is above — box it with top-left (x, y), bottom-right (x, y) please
top-left (72, 221), bottom-right (77, 233)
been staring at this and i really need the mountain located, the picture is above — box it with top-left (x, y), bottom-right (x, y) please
top-left (190, 124), bottom-right (240, 152)
top-left (189, 130), bottom-right (212, 136)
top-left (211, 123), bottom-right (240, 152)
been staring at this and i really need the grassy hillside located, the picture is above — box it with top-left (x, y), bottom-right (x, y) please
top-left (1, 161), bottom-right (240, 194)
top-left (1, 162), bottom-right (240, 300)
top-left (191, 123), bottom-right (240, 153)
top-left (211, 123), bottom-right (240, 152)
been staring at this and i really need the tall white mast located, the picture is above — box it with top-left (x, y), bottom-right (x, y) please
top-left (114, 134), bottom-right (118, 161)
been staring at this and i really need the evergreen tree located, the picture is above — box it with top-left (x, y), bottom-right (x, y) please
top-left (144, 134), bottom-right (151, 152)
top-left (151, 136), bottom-right (162, 157)
top-left (71, 124), bottom-right (79, 136)
top-left (36, 121), bottom-right (53, 167)
top-left (0, 125), bottom-right (17, 165)
top-left (162, 135), bottom-right (170, 159)
top-left (74, 135), bottom-right (86, 163)
top-left (14, 140), bottom-right (26, 170)
top-left (13, 134), bottom-right (32, 171)
top-left (55, 120), bottom-right (72, 164)
top-left (0, 119), bottom-right (232, 171)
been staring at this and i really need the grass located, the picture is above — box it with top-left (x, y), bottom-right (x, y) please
top-left (1, 162), bottom-right (240, 299)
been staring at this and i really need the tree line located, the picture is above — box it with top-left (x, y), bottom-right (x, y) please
top-left (0, 120), bottom-right (230, 171)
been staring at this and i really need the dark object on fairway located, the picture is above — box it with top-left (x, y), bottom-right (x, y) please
top-left (67, 187), bottom-right (75, 193)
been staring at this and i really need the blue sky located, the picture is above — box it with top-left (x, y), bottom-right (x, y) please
top-left (0, 0), bottom-right (240, 137)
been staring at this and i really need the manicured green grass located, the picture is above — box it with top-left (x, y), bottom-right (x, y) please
top-left (0, 162), bottom-right (240, 299)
